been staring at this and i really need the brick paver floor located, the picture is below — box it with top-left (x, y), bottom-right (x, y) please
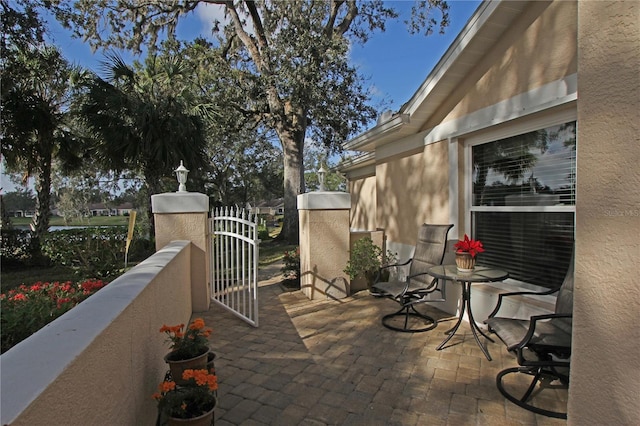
top-left (201, 263), bottom-right (567, 426)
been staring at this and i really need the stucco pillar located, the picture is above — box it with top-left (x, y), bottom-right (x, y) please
top-left (572, 1), bottom-right (640, 424)
top-left (297, 192), bottom-right (351, 300)
top-left (152, 192), bottom-right (210, 312)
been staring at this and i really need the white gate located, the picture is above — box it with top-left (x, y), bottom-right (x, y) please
top-left (209, 207), bottom-right (259, 327)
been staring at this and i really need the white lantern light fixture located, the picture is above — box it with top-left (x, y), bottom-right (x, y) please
top-left (175, 160), bottom-right (189, 192)
top-left (317, 163), bottom-right (327, 192)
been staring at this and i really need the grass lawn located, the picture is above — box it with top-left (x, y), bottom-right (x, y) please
top-left (9, 216), bottom-right (129, 227)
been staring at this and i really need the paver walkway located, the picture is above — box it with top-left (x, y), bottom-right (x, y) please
top-left (201, 263), bottom-right (567, 426)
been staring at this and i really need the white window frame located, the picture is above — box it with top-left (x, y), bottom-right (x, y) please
top-left (461, 110), bottom-right (577, 292)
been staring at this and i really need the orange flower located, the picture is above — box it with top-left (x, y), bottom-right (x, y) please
top-left (189, 318), bottom-right (205, 330)
top-left (159, 381), bottom-right (176, 393)
top-left (181, 369), bottom-right (218, 390)
top-left (160, 319), bottom-right (211, 359)
top-left (207, 375), bottom-right (218, 391)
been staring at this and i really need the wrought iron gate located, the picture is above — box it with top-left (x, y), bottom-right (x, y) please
top-left (209, 207), bottom-right (259, 327)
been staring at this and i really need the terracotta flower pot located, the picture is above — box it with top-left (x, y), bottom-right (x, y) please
top-left (164, 348), bottom-right (209, 385)
top-left (455, 251), bottom-right (476, 272)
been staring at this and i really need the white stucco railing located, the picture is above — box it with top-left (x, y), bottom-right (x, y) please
top-left (1, 241), bottom-right (194, 426)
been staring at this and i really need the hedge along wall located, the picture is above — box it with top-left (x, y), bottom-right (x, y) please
top-left (1, 241), bottom-right (193, 426)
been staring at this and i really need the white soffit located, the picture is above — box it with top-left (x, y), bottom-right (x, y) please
top-left (376, 74), bottom-right (578, 161)
top-left (343, 0), bottom-right (531, 153)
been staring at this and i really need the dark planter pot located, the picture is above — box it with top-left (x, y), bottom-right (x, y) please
top-left (164, 348), bottom-right (209, 385)
top-left (167, 398), bottom-right (217, 426)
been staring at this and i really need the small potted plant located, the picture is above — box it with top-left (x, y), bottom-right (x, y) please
top-left (161, 318), bottom-right (212, 385)
top-left (281, 246), bottom-right (301, 289)
top-left (153, 368), bottom-right (218, 426)
top-left (454, 234), bottom-right (484, 272)
top-left (344, 237), bottom-right (397, 292)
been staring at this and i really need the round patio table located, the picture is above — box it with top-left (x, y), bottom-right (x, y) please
top-left (428, 265), bottom-right (508, 361)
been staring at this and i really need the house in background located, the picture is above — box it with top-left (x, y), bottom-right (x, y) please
top-left (88, 202), bottom-right (133, 217)
top-left (249, 198), bottom-right (284, 216)
top-left (339, 0), bottom-right (638, 424)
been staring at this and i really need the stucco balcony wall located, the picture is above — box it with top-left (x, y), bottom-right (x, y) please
top-left (1, 240), bottom-right (194, 426)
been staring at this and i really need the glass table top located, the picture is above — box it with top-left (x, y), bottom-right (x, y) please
top-left (428, 264), bottom-right (509, 282)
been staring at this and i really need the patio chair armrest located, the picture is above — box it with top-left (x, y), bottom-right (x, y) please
top-left (405, 272), bottom-right (438, 291)
top-left (374, 258), bottom-right (412, 284)
top-left (514, 313), bottom-right (573, 350)
top-left (487, 287), bottom-right (560, 319)
top-left (381, 258), bottom-right (412, 270)
top-left (384, 271), bottom-right (433, 298)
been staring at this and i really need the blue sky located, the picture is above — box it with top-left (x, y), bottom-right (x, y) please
top-left (45, 1), bottom-right (480, 111)
top-left (2, 1), bottom-right (480, 193)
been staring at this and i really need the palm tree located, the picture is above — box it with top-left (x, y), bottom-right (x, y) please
top-left (1, 44), bottom-right (83, 261)
top-left (77, 52), bottom-right (208, 227)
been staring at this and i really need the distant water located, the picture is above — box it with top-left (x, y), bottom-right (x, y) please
top-left (13, 225), bottom-right (111, 231)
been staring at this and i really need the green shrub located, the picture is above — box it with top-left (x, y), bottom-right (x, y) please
top-left (0, 279), bottom-right (108, 353)
top-left (343, 237), bottom-right (397, 287)
top-left (42, 227), bottom-right (127, 278)
top-left (0, 228), bottom-right (31, 267)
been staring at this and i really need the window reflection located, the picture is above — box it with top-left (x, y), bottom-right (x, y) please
top-left (470, 122), bottom-right (576, 288)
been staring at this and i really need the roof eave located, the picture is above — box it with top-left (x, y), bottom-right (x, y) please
top-left (342, 114), bottom-right (410, 152)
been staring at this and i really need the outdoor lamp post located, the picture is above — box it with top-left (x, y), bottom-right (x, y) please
top-left (175, 161), bottom-right (189, 192)
top-left (317, 164), bottom-right (327, 191)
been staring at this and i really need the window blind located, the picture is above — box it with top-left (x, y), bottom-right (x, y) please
top-left (471, 122), bottom-right (576, 288)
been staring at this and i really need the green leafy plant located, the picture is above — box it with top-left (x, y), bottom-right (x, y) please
top-left (42, 227), bottom-right (128, 278)
top-left (161, 318), bottom-right (212, 360)
top-left (0, 279), bottom-right (108, 353)
top-left (343, 237), bottom-right (397, 287)
top-left (153, 369), bottom-right (217, 419)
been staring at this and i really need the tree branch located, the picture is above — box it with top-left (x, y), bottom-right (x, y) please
top-left (335, 0), bottom-right (358, 36)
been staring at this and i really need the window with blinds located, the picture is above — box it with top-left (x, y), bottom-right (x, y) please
top-left (471, 122), bottom-right (576, 288)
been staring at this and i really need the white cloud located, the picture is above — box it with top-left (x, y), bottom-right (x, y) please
top-left (195, 3), bottom-right (228, 37)
top-left (195, 3), bottom-right (256, 37)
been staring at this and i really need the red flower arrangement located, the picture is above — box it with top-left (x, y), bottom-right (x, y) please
top-left (454, 234), bottom-right (485, 258)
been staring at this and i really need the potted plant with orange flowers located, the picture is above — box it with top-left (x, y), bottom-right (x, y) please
top-left (161, 318), bottom-right (212, 385)
top-left (153, 368), bottom-right (218, 426)
top-left (454, 234), bottom-right (485, 272)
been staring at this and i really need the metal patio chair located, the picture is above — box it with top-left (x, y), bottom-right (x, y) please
top-left (372, 224), bottom-right (453, 332)
top-left (485, 255), bottom-right (574, 419)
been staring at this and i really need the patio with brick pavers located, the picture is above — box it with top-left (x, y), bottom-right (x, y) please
top-left (202, 267), bottom-right (567, 426)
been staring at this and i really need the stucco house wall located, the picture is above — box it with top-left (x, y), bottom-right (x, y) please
top-left (340, 0), bottom-right (639, 423)
top-left (571, 1), bottom-right (639, 424)
top-left (433, 0), bottom-right (577, 129)
top-left (348, 174), bottom-right (377, 231)
top-left (347, 0), bottom-right (578, 244)
top-left (375, 142), bottom-right (450, 245)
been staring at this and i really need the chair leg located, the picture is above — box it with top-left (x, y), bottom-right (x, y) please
top-left (496, 366), bottom-right (568, 419)
top-left (381, 304), bottom-right (437, 332)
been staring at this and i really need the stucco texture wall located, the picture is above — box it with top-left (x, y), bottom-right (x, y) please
top-left (4, 242), bottom-right (192, 426)
top-left (430, 0), bottom-right (577, 129)
top-left (155, 212), bottom-right (210, 312)
top-left (376, 142), bottom-right (449, 244)
top-left (299, 209), bottom-right (350, 300)
top-left (349, 175), bottom-right (377, 231)
top-left (572, 1), bottom-right (640, 424)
